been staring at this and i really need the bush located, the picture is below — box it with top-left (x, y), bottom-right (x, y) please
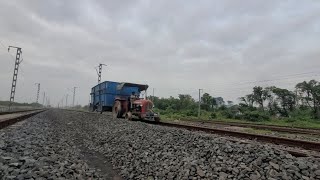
top-left (221, 109), bottom-right (233, 119)
top-left (210, 112), bottom-right (217, 119)
top-left (291, 109), bottom-right (311, 120)
top-left (242, 111), bottom-right (270, 122)
top-left (218, 105), bottom-right (227, 111)
top-left (221, 109), bottom-right (241, 119)
top-left (185, 110), bottom-right (198, 117)
top-left (287, 109), bottom-right (313, 121)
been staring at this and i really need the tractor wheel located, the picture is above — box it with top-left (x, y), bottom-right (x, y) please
top-left (154, 117), bottom-right (161, 123)
top-left (99, 105), bottom-right (103, 114)
top-left (112, 101), bottom-right (121, 119)
top-left (125, 112), bottom-right (133, 121)
top-left (89, 106), bottom-right (94, 112)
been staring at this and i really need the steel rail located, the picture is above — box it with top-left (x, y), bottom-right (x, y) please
top-left (0, 110), bottom-right (46, 129)
top-left (181, 120), bottom-right (320, 135)
top-left (156, 122), bottom-right (320, 152)
top-left (0, 108), bottom-right (44, 115)
top-left (178, 119), bottom-right (320, 135)
top-left (55, 109), bottom-right (320, 157)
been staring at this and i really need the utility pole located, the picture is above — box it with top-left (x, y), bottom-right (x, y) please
top-left (295, 88), bottom-right (298, 108)
top-left (35, 83), bottom-right (40, 103)
top-left (96, 63), bottom-right (107, 84)
top-left (198, 89), bottom-right (203, 117)
top-left (152, 88), bottom-right (155, 102)
top-left (72, 87), bottom-right (78, 107)
top-left (46, 97), bottom-right (48, 107)
top-left (47, 97), bottom-right (50, 107)
top-left (42, 92), bottom-right (45, 105)
top-left (145, 89), bottom-right (148, 100)
top-left (8, 46), bottom-right (23, 110)
top-left (95, 63), bottom-right (107, 112)
top-left (65, 94), bottom-right (69, 108)
top-left (61, 98), bottom-right (64, 108)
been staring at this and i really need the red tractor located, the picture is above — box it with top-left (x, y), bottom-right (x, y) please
top-left (90, 81), bottom-right (160, 121)
top-left (113, 97), bottom-right (160, 122)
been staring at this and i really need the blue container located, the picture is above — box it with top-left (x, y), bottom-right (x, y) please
top-left (90, 81), bottom-right (148, 111)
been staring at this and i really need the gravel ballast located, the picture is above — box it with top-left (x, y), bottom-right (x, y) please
top-left (1, 109), bottom-right (320, 179)
top-left (0, 110), bottom-right (118, 179)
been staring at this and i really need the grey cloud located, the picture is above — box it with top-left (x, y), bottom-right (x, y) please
top-left (0, 0), bottom-right (319, 105)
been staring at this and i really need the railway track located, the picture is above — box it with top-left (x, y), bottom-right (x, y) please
top-left (58, 109), bottom-right (320, 156)
top-left (67, 108), bottom-right (320, 135)
top-left (154, 121), bottom-right (320, 157)
top-left (180, 119), bottom-right (320, 135)
top-left (0, 109), bottom-right (46, 129)
top-left (0, 108), bottom-right (43, 115)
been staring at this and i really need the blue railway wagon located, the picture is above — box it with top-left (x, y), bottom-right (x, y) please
top-left (90, 81), bottom-right (146, 112)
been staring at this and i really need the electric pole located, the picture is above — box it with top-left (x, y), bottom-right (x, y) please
top-left (8, 46), bottom-right (23, 110)
top-left (35, 83), bottom-right (40, 103)
top-left (96, 63), bottom-right (107, 84)
top-left (198, 89), bottom-right (203, 117)
top-left (46, 97), bottom-right (49, 107)
top-left (295, 88), bottom-right (298, 108)
top-left (42, 92), bottom-right (46, 105)
top-left (61, 98), bottom-right (64, 108)
top-left (95, 63), bottom-right (107, 112)
top-left (72, 87), bottom-right (78, 107)
top-left (65, 94), bottom-right (69, 108)
top-left (152, 88), bottom-right (155, 102)
top-left (145, 89), bottom-right (148, 100)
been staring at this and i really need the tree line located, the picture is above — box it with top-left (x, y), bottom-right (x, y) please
top-left (150, 79), bottom-right (320, 121)
top-left (239, 80), bottom-right (320, 119)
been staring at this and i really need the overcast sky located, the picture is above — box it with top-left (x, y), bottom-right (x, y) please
top-left (0, 0), bottom-right (319, 106)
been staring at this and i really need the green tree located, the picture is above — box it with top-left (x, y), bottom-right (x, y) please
top-left (227, 101), bottom-right (234, 106)
top-left (239, 94), bottom-right (254, 107)
top-left (212, 98), bottom-right (217, 108)
top-left (252, 86), bottom-right (269, 110)
top-left (214, 97), bottom-right (225, 107)
top-left (201, 93), bottom-right (213, 111)
top-left (271, 87), bottom-right (296, 117)
top-left (296, 80), bottom-right (320, 118)
top-left (178, 94), bottom-right (196, 110)
top-left (264, 86), bottom-right (276, 115)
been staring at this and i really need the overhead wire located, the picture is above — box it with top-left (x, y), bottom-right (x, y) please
top-left (2, 39), bottom-right (319, 104)
top-left (151, 73), bottom-right (320, 102)
top-left (206, 71), bottom-right (320, 88)
top-left (211, 74), bottom-right (320, 93)
top-left (153, 73), bottom-right (320, 94)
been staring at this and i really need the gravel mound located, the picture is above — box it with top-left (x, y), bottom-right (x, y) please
top-left (0, 111), bottom-right (105, 179)
top-left (55, 110), bottom-right (320, 180)
top-left (1, 109), bottom-right (320, 180)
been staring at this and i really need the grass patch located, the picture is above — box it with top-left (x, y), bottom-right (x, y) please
top-left (161, 115), bottom-right (320, 129)
top-left (241, 128), bottom-right (273, 134)
top-left (155, 108), bottom-right (320, 129)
